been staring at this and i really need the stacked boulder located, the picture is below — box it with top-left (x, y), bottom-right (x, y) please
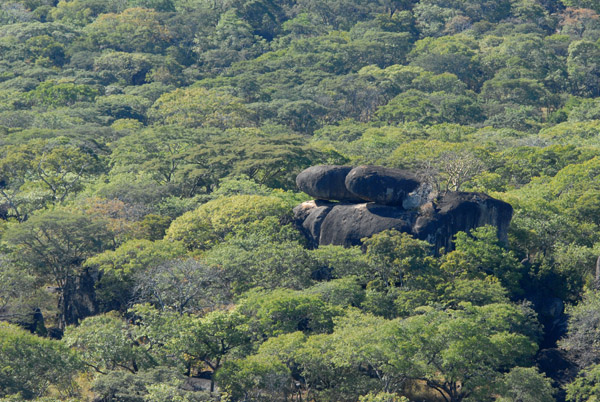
top-left (294, 165), bottom-right (513, 253)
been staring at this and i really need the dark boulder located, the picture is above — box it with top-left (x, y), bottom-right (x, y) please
top-left (319, 203), bottom-right (416, 247)
top-left (294, 191), bottom-right (513, 252)
top-left (64, 267), bottom-right (99, 326)
top-left (294, 165), bottom-right (513, 251)
top-left (345, 165), bottom-right (420, 206)
top-left (527, 294), bottom-right (568, 349)
top-left (313, 203), bottom-right (416, 247)
top-left (293, 200), bottom-right (336, 249)
top-left (413, 192), bottom-right (513, 253)
top-left (296, 165), bottom-right (362, 202)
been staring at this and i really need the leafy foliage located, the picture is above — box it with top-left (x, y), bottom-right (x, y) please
top-left (1, 1), bottom-right (600, 400)
top-left (0, 322), bottom-right (81, 399)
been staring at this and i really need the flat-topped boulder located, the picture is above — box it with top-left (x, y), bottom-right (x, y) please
top-left (296, 165), bottom-right (362, 202)
top-left (345, 165), bottom-right (420, 206)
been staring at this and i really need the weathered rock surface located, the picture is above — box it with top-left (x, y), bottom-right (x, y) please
top-left (526, 293), bottom-right (569, 349)
top-left (65, 267), bottom-right (99, 326)
top-left (413, 192), bottom-right (513, 252)
top-left (296, 165), bottom-right (362, 202)
top-left (295, 191), bottom-right (512, 252)
top-left (319, 203), bottom-right (415, 247)
top-left (345, 165), bottom-right (420, 206)
top-left (293, 200), bottom-right (336, 248)
top-left (294, 165), bottom-right (513, 251)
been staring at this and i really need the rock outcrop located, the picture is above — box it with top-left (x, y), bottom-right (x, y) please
top-left (294, 165), bottom-right (513, 252)
top-left (413, 191), bottom-right (513, 252)
top-left (293, 200), bottom-right (335, 249)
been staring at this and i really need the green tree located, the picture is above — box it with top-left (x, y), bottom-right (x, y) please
top-left (392, 304), bottom-right (539, 402)
top-left (128, 0), bottom-right (176, 11)
top-left (63, 312), bottom-right (152, 374)
top-left (49, 0), bottom-right (126, 26)
top-left (250, 330), bottom-right (374, 400)
top-left (216, 354), bottom-right (291, 402)
top-left (132, 304), bottom-right (250, 392)
top-left (203, 239), bottom-right (316, 293)
top-left (239, 288), bottom-right (341, 337)
top-left (84, 239), bottom-right (186, 312)
top-left (82, 7), bottom-right (171, 54)
top-left (133, 258), bottom-right (228, 314)
top-left (186, 127), bottom-right (317, 189)
top-left (375, 90), bottom-right (439, 125)
top-left (438, 277), bottom-right (510, 309)
top-left (0, 138), bottom-right (105, 219)
top-left (359, 392), bottom-right (409, 402)
top-left (480, 77), bottom-right (552, 108)
top-left (567, 363), bottom-right (600, 402)
top-left (93, 51), bottom-right (158, 86)
top-left (567, 40), bottom-right (600, 97)
top-left (496, 366), bottom-right (555, 402)
top-left (0, 322), bottom-right (81, 399)
top-left (310, 244), bottom-right (370, 279)
top-left (329, 310), bottom-right (405, 393)
top-left (409, 34), bottom-right (483, 89)
top-left (558, 7), bottom-right (600, 41)
top-left (144, 380), bottom-right (215, 402)
top-left (303, 277), bottom-right (365, 308)
top-left (363, 229), bottom-right (438, 288)
top-left (97, 94), bottom-right (152, 123)
top-left (560, 291), bottom-right (600, 368)
top-left (0, 255), bottom-right (40, 328)
top-left (26, 81), bottom-right (98, 107)
top-left (561, 0), bottom-right (600, 13)
top-left (4, 210), bottom-right (113, 328)
top-left (165, 194), bottom-right (290, 251)
top-left (89, 366), bottom-right (207, 402)
top-left (441, 226), bottom-right (523, 295)
top-left (194, 9), bottom-right (266, 71)
top-left (24, 35), bottom-right (67, 66)
top-left (109, 126), bottom-right (202, 193)
top-left (149, 87), bottom-right (255, 129)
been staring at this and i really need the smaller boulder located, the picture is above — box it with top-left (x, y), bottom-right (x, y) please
top-left (345, 165), bottom-right (420, 206)
top-left (293, 200), bottom-right (335, 249)
top-left (296, 165), bottom-right (362, 202)
top-left (413, 191), bottom-right (513, 253)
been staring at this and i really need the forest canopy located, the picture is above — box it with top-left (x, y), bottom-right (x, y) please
top-left (1, 0), bottom-right (600, 401)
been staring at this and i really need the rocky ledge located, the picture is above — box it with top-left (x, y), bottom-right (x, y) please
top-left (294, 165), bottom-right (513, 252)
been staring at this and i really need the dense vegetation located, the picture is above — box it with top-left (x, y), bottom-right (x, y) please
top-left (4, 0), bottom-right (600, 401)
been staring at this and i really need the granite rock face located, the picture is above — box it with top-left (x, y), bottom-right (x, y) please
top-left (294, 165), bottom-right (513, 252)
top-left (413, 191), bottom-right (513, 252)
top-left (296, 165), bottom-right (362, 202)
top-left (293, 200), bottom-right (335, 249)
top-left (345, 165), bottom-right (420, 206)
top-left (294, 201), bottom-right (416, 247)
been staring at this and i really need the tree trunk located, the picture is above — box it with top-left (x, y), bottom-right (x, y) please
top-left (595, 255), bottom-right (600, 287)
top-left (59, 279), bottom-right (76, 330)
